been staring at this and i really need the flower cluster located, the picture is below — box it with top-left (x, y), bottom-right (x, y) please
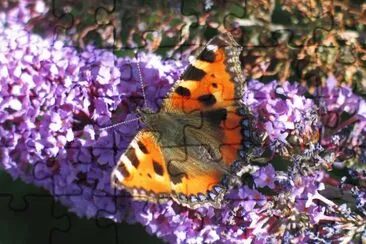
top-left (1, 1), bottom-right (366, 243)
top-left (0, 5), bottom-right (184, 222)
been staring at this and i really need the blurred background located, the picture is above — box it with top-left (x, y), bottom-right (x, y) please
top-left (18, 0), bottom-right (365, 96)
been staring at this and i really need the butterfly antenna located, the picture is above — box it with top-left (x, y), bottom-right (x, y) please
top-left (98, 52), bottom-right (146, 132)
top-left (135, 53), bottom-right (148, 108)
top-left (98, 117), bottom-right (141, 131)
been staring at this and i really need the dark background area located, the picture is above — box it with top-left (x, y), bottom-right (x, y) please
top-left (0, 170), bottom-right (162, 244)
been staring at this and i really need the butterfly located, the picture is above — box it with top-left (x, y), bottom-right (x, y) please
top-left (111, 32), bottom-right (257, 209)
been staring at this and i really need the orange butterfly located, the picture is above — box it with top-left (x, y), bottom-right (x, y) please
top-left (111, 32), bottom-right (257, 209)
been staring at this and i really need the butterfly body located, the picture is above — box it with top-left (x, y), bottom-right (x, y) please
top-left (112, 33), bottom-right (258, 208)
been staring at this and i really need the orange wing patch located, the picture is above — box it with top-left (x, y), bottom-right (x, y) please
top-left (164, 33), bottom-right (244, 114)
top-left (171, 170), bottom-right (222, 195)
top-left (111, 129), bottom-right (171, 201)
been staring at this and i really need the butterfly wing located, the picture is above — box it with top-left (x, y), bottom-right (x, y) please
top-left (163, 32), bottom-right (245, 113)
top-left (112, 32), bottom-right (257, 208)
top-left (111, 129), bottom-right (171, 202)
top-left (111, 129), bottom-right (226, 207)
top-left (163, 32), bottom-right (252, 169)
top-left (158, 33), bottom-right (256, 207)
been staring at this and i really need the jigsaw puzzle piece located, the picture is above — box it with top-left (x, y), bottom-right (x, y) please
top-left (51, 0), bottom-right (116, 48)
top-left (94, 202), bottom-right (163, 244)
top-left (51, 176), bottom-right (162, 243)
top-left (0, 170), bottom-right (70, 244)
top-left (164, 0), bottom-right (249, 58)
top-left (49, 198), bottom-right (161, 244)
top-left (31, 123), bottom-right (130, 201)
top-left (49, 0), bottom-right (76, 43)
top-left (31, 148), bottom-right (84, 199)
top-left (89, 0), bottom-right (117, 49)
top-left (164, 102), bottom-right (256, 161)
top-left (278, 0), bottom-right (335, 49)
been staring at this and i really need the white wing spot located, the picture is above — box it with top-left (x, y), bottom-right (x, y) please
top-left (207, 44), bottom-right (218, 51)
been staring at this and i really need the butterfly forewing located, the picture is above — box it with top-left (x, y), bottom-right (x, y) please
top-left (163, 32), bottom-right (245, 113)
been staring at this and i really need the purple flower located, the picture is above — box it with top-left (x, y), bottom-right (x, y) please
top-left (244, 80), bottom-right (320, 158)
top-left (0, 4), bottom-right (184, 225)
top-left (252, 164), bottom-right (276, 189)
